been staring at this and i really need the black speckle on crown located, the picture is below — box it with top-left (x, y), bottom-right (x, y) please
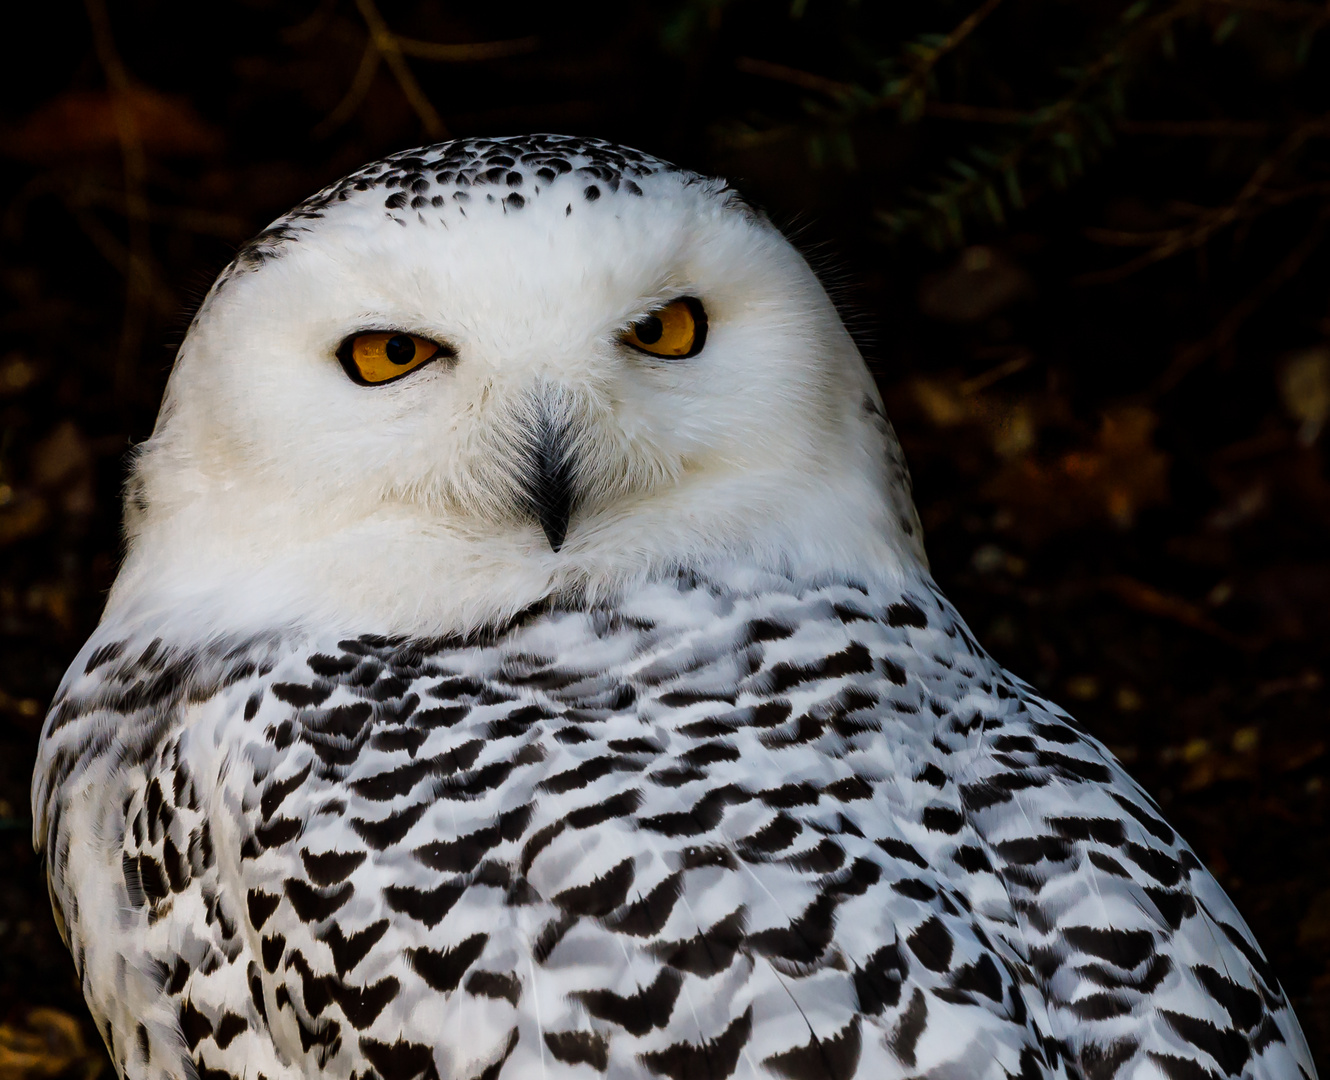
top-left (220, 135), bottom-right (712, 289)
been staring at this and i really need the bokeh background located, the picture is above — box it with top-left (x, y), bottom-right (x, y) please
top-left (1, 0), bottom-right (1329, 1075)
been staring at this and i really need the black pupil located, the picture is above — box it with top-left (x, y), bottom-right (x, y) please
top-left (634, 315), bottom-right (664, 345)
top-left (385, 335), bottom-right (417, 365)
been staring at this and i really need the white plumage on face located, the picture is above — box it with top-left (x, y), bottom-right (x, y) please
top-left (33, 137), bottom-right (1317, 1080)
top-left (116, 137), bottom-right (918, 638)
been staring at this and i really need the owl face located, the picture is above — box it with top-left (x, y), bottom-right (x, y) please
top-left (117, 138), bottom-right (920, 636)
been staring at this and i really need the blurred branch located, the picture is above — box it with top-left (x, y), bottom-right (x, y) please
top-left (882, 0), bottom-right (1006, 118)
top-left (83, 0), bottom-right (151, 400)
top-left (395, 35), bottom-right (538, 61)
top-left (737, 0), bottom-right (1330, 247)
top-left (313, 38), bottom-right (383, 138)
top-left (71, 184), bottom-right (249, 239)
top-left (350, 0), bottom-right (447, 138)
top-left (879, 0), bottom-right (1213, 245)
top-left (919, 108), bottom-right (1280, 132)
top-left (1207, 0), bottom-right (1328, 17)
top-left (924, 102), bottom-right (1038, 123)
top-left (1103, 575), bottom-right (1260, 649)
top-left (738, 0), bottom-right (1006, 117)
top-left (321, 1), bottom-right (538, 140)
top-left (959, 354), bottom-right (1032, 394)
top-left (1253, 180), bottom-right (1330, 207)
top-left (874, 105), bottom-right (1276, 132)
top-left (1078, 112), bottom-right (1330, 283)
top-left (734, 57), bottom-right (858, 101)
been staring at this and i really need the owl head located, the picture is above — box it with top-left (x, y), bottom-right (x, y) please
top-left (111, 136), bottom-right (925, 637)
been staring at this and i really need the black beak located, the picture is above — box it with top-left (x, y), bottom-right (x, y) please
top-left (519, 397), bottom-right (577, 552)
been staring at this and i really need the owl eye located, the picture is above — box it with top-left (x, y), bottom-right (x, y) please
top-left (337, 332), bottom-right (453, 385)
top-left (621, 298), bottom-right (707, 359)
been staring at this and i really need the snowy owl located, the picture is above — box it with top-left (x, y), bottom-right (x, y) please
top-left (33, 135), bottom-right (1316, 1080)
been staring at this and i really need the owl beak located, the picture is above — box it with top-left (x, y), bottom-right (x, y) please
top-left (518, 394), bottom-right (577, 553)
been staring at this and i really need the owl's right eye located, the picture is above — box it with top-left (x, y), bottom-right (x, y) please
top-left (337, 332), bottom-right (453, 385)
top-left (621, 298), bottom-right (707, 359)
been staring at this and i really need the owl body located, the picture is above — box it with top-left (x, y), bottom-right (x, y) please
top-left (33, 137), bottom-right (1316, 1080)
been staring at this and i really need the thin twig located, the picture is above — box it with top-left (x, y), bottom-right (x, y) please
top-left (905, 104), bottom-right (1275, 131)
top-left (1252, 180), bottom-right (1330, 206)
top-left (885, 0), bottom-right (1006, 108)
top-left (1076, 112), bottom-right (1330, 284)
top-left (1032, 0), bottom-right (1202, 128)
top-left (327, 7), bottom-right (532, 138)
top-left (737, 0), bottom-right (1005, 114)
top-left (1106, 577), bottom-right (1260, 646)
top-left (736, 14), bottom-right (1279, 159)
top-left (1084, 225), bottom-right (1183, 247)
top-left (1103, 575), bottom-right (1259, 649)
top-left (923, 102), bottom-right (1036, 123)
top-left (959, 353), bottom-right (1032, 394)
top-left (1085, 181), bottom-right (1330, 247)
top-left (710, 123), bottom-right (803, 151)
top-left (351, 0), bottom-right (447, 138)
top-left (396, 35), bottom-right (539, 61)
top-left (1206, 0), bottom-right (1327, 18)
top-left (734, 56), bottom-right (857, 100)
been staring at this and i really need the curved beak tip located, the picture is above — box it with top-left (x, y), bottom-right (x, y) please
top-left (540, 513), bottom-right (568, 553)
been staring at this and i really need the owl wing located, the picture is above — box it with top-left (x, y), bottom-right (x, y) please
top-left (32, 630), bottom-right (303, 1080)
top-left (949, 668), bottom-right (1318, 1080)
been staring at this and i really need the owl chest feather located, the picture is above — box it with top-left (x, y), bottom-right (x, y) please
top-left (33, 571), bottom-right (1315, 1080)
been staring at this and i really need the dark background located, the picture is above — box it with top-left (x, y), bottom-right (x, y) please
top-left (1, 0), bottom-right (1328, 1074)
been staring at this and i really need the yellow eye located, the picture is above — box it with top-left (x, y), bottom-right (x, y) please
top-left (621, 298), bottom-right (707, 359)
top-left (337, 332), bottom-right (451, 385)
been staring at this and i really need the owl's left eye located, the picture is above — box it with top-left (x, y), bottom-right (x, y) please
top-left (620, 298), bottom-right (707, 359)
top-left (337, 332), bottom-right (453, 385)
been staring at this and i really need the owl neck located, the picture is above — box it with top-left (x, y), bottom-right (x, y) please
top-left (104, 399), bottom-right (928, 643)
top-left (101, 506), bottom-right (923, 647)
